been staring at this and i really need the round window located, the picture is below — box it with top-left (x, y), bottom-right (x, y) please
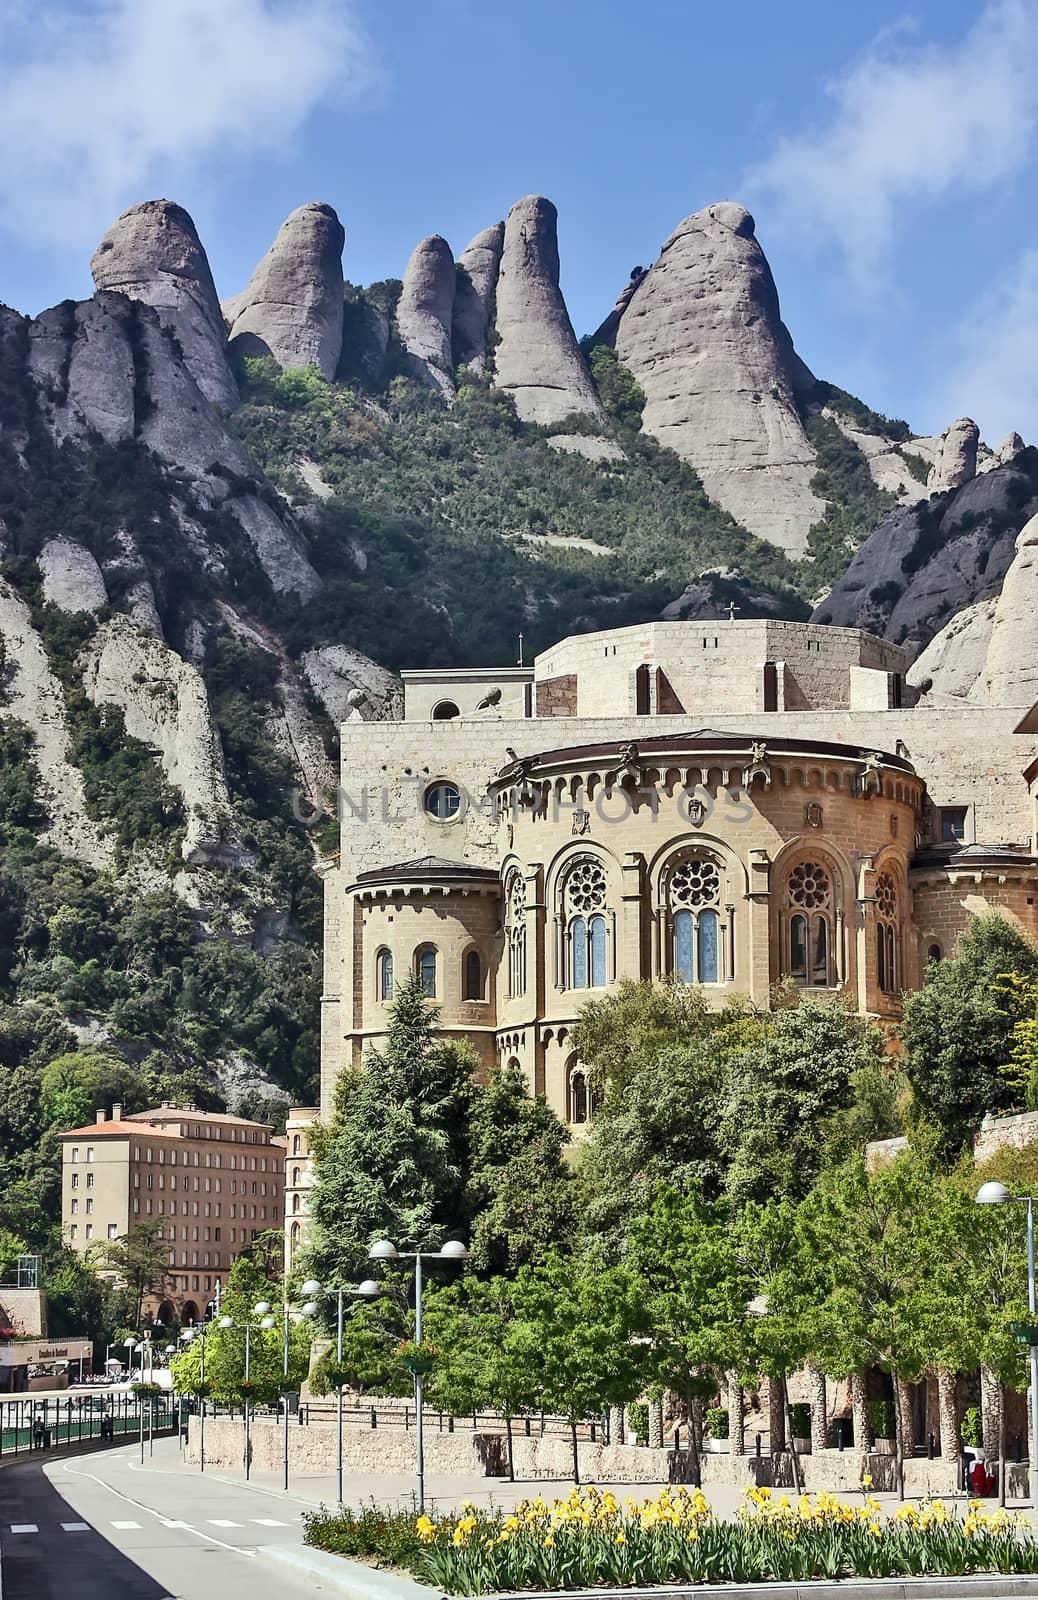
top-left (424, 781), bottom-right (461, 820)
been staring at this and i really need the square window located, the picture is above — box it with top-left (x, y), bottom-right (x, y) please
top-left (941, 807), bottom-right (967, 843)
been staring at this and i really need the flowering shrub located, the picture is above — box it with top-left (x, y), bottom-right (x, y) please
top-left (304, 1486), bottom-right (1038, 1596)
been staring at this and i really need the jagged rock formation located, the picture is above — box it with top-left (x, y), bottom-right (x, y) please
top-left (453, 222), bottom-right (504, 373)
top-left (78, 616), bottom-right (234, 863)
top-left (396, 235), bottom-right (456, 400)
top-left (823, 413), bottom-right (929, 505)
top-left (338, 295), bottom-right (390, 387)
top-left (28, 295), bottom-right (136, 446)
top-left (545, 434), bottom-right (625, 463)
top-left (928, 418), bottom-right (979, 494)
top-left (610, 202), bottom-right (822, 557)
top-left (972, 513), bottom-right (1038, 707)
top-left (907, 597), bottom-right (998, 702)
top-left (493, 196), bottom-right (605, 429)
top-left (225, 202), bottom-right (345, 380)
top-left (815, 455), bottom-right (1038, 660)
top-left (301, 644), bottom-right (402, 723)
top-left (996, 431), bottom-right (1026, 466)
top-left (90, 200), bottom-right (238, 410)
top-left (38, 538), bottom-right (108, 614)
top-left (0, 579), bottom-right (114, 869)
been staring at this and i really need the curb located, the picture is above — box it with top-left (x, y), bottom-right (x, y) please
top-left (260, 1544), bottom-right (444, 1600)
top-left (491, 1583), bottom-right (1038, 1600)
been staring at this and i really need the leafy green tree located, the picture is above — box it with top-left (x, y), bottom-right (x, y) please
top-left (170, 1255), bottom-right (311, 1403)
top-left (509, 1250), bottom-right (649, 1482)
top-left (901, 914), bottom-right (1038, 1151)
top-left (424, 1277), bottom-right (541, 1478)
top-left (627, 1189), bottom-right (754, 1484)
top-left (40, 1051), bottom-right (145, 1131)
top-left (89, 1216), bottom-right (172, 1332)
top-left (306, 977), bottom-right (475, 1282)
top-left (720, 994), bottom-right (885, 1206)
top-left (464, 1063), bottom-right (575, 1273)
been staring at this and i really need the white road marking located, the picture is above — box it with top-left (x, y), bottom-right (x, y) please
top-left (59, 1462), bottom-right (257, 1561)
top-left (208, 1520), bottom-right (241, 1528)
top-left (252, 1518), bottom-right (288, 1526)
top-left (61, 1523), bottom-right (89, 1532)
top-left (111, 1520), bottom-right (141, 1530)
top-left (9, 1526), bottom-right (37, 1534)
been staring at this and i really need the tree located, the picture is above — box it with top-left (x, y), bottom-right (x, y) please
top-left (901, 914), bottom-right (1038, 1152)
top-left (170, 1254), bottom-right (311, 1403)
top-left (627, 1188), bottom-right (755, 1485)
top-left (464, 1063), bottom-right (575, 1273)
top-left (89, 1217), bottom-right (171, 1331)
top-left (306, 977), bottom-right (475, 1282)
top-left (39, 1051), bottom-right (145, 1132)
top-left (508, 1250), bottom-right (649, 1482)
top-left (720, 993), bottom-right (884, 1207)
top-left (425, 1277), bottom-right (541, 1479)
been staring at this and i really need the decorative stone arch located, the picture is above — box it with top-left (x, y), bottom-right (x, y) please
top-left (501, 858), bottom-right (529, 1001)
top-left (413, 942), bottom-right (439, 999)
top-left (771, 838), bottom-right (852, 989)
top-left (462, 942), bottom-right (486, 1002)
top-left (648, 833), bottom-right (745, 985)
top-left (431, 699), bottom-right (460, 721)
top-left (872, 847), bottom-right (910, 996)
top-left (546, 844), bottom-right (621, 993)
top-left (374, 945), bottom-right (394, 1004)
top-left (564, 1051), bottom-right (600, 1128)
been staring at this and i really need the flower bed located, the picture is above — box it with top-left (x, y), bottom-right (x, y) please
top-left (304, 1486), bottom-right (1038, 1597)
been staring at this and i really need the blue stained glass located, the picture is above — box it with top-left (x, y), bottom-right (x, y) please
top-left (698, 910), bottom-right (719, 983)
top-left (571, 917), bottom-right (587, 988)
top-left (590, 915), bottom-right (607, 988)
top-left (674, 911), bottom-right (694, 981)
top-left (379, 951), bottom-right (393, 1000)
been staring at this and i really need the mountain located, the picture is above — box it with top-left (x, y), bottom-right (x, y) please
top-left (0, 187), bottom-right (1035, 1203)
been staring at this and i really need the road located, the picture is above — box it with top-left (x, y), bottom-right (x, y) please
top-left (0, 1438), bottom-right (330, 1599)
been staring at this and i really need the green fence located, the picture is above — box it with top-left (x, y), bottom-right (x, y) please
top-left (0, 1391), bottom-right (175, 1457)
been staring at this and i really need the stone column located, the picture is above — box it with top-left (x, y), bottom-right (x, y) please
top-left (767, 1377), bottom-right (785, 1452)
top-left (808, 1365), bottom-right (828, 1452)
top-left (608, 1404), bottom-right (625, 1446)
top-left (981, 1365), bottom-right (1002, 1460)
top-left (937, 1368), bottom-right (960, 1461)
top-left (896, 1375), bottom-right (916, 1458)
top-left (851, 1373), bottom-right (871, 1451)
top-left (746, 851), bottom-right (772, 1005)
top-left (648, 1400), bottom-right (664, 1450)
top-left (727, 1371), bottom-right (745, 1455)
top-left (620, 852), bottom-right (646, 981)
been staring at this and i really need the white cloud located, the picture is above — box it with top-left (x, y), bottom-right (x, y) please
top-left (0, 0), bottom-right (374, 245)
top-left (935, 248), bottom-right (1038, 444)
top-left (745, 1), bottom-right (1038, 285)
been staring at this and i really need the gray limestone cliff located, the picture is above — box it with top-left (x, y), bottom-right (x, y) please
top-left (38, 538), bottom-right (108, 614)
top-left (972, 512), bottom-right (1038, 708)
top-left (928, 418), bottom-right (979, 494)
top-left (611, 201), bottom-right (822, 557)
top-left (815, 454), bottom-right (1038, 661)
top-left (225, 202), bottom-right (345, 380)
top-left (91, 200), bottom-right (238, 410)
top-left (492, 196), bottom-right (605, 428)
top-left (907, 597), bottom-right (998, 703)
top-left (453, 222), bottom-right (504, 374)
top-left (396, 234), bottom-right (457, 399)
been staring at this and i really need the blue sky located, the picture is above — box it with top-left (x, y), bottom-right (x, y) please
top-left (2, 0), bottom-right (1037, 441)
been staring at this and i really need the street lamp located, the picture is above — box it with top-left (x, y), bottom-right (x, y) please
top-left (976, 1181), bottom-right (1038, 1511)
top-left (217, 1302), bottom-right (277, 1481)
top-left (178, 1324), bottom-right (213, 1473)
top-left (267, 1288), bottom-right (320, 1491)
top-left (368, 1239), bottom-right (468, 1512)
top-left (305, 1278), bottom-right (382, 1505)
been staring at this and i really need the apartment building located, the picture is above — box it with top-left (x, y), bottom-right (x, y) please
top-left (60, 1104), bottom-right (286, 1325)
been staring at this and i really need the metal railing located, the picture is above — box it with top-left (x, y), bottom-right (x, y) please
top-left (0, 1391), bottom-right (175, 1459)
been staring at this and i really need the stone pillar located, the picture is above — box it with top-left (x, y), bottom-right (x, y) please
top-left (937, 1368), bottom-right (960, 1462)
top-left (896, 1375), bottom-right (916, 1458)
top-left (648, 1400), bottom-right (664, 1450)
top-left (808, 1365), bottom-right (828, 1452)
top-left (746, 851), bottom-right (772, 1004)
top-left (727, 1371), bottom-right (745, 1455)
top-left (851, 1373), bottom-right (871, 1451)
top-left (981, 1365), bottom-right (1001, 1460)
top-left (608, 1404), bottom-right (625, 1446)
top-left (767, 1377), bottom-right (785, 1452)
top-left (620, 852), bottom-right (646, 981)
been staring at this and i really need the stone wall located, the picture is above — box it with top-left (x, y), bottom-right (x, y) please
top-left (975, 1109), bottom-right (1038, 1164)
top-left (535, 675), bottom-right (577, 717)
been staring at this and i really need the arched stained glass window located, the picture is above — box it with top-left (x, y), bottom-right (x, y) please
top-left (377, 949), bottom-right (394, 1001)
top-left (571, 916), bottom-right (587, 989)
top-left (697, 909), bottom-right (719, 983)
top-left (417, 947), bottom-right (437, 998)
top-left (785, 861), bottom-right (835, 988)
top-left (674, 910), bottom-right (694, 981)
top-left (589, 915), bottom-right (607, 988)
top-left (464, 949), bottom-right (483, 1001)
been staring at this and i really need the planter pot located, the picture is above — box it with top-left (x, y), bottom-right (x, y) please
top-left (793, 1436), bottom-right (812, 1455)
top-left (872, 1437), bottom-right (894, 1455)
top-left (706, 1437), bottom-right (729, 1453)
top-left (399, 1356), bottom-right (435, 1377)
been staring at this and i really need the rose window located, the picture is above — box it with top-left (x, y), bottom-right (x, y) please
top-left (564, 860), bottom-right (607, 915)
top-left (876, 872), bottom-right (897, 919)
top-left (788, 862), bottom-right (831, 910)
top-left (668, 858), bottom-right (720, 909)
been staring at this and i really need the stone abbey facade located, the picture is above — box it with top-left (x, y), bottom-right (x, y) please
top-left (311, 618), bottom-right (1038, 1149)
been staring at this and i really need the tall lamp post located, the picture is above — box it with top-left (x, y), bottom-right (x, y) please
top-left (368, 1239), bottom-right (468, 1513)
top-left (976, 1180), bottom-right (1038, 1511)
top-left (304, 1278), bottom-right (382, 1506)
top-left (218, 1304), bottom-right (276, 1481)
top-left (179, 1323), bottom-right (212, 1473)
top-left (266, 1289), bottom-right (320, 1491)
